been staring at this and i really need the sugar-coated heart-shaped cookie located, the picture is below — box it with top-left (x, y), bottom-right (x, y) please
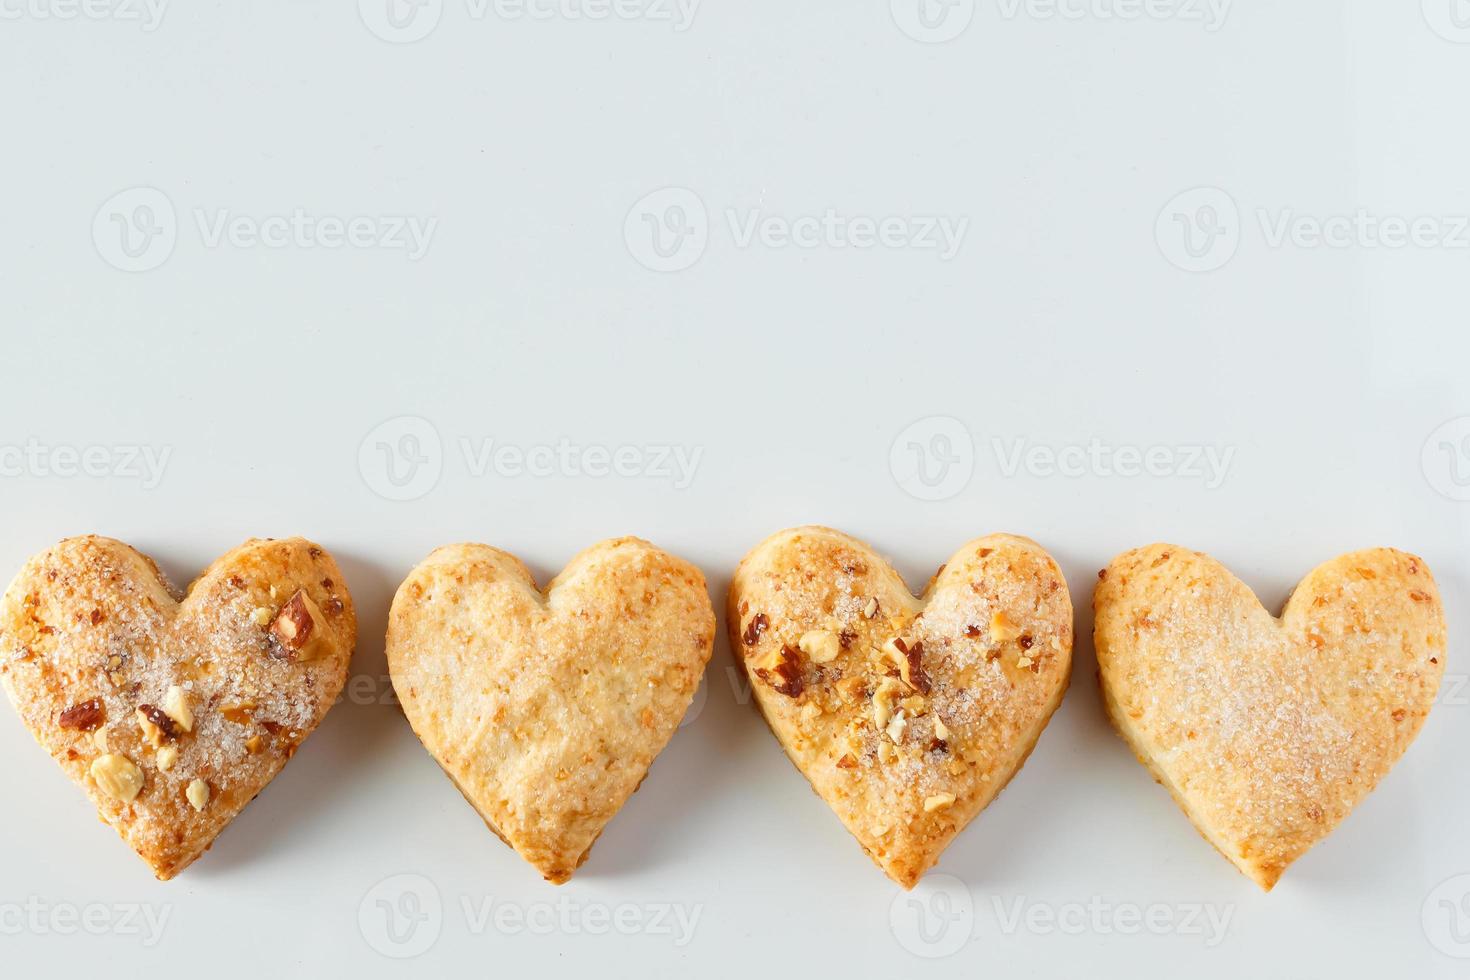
top-left (728, 527), bottom-right (1074, 888)
top-left (1094, 544), bottom-right (1446, 890)
top-left (0, 536), bottom-right (356, 879)
top-left (386, 538), bottom-right (715, 883)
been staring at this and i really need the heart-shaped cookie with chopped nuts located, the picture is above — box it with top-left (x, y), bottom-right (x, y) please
top-left (386, 537), bottom-right (715, 883)
top-left (1094, 544), bottom-right (1446, 890)
top-left (0, 536), bottom-right (356, 880)
top-left (729, 526), bottom-right (1073, 888)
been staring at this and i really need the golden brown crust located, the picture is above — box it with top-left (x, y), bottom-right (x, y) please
top-left (728, 526), bottom-right (1073, 888)
top-left (386, 537), bottom-right (715, 884)
top-left (1094, 543), bottom-right (1446, 890)
top-left (0, 536), bottom-right (356, 879)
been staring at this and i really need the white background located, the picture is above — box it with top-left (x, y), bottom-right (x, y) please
top-left (2, 2), bottom-right (1469, 977)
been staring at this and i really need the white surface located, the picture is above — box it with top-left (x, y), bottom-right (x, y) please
top-left (2, 3), bottom-right (1469, 977)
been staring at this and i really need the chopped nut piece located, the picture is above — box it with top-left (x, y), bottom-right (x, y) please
top-left (901, 695), bottom-right (927, 715)
top-left (245, 734), bottom-right (266, 755)
top-left (872, 677), bottom-right (905, 730)
top-left (90, 754), bottom-right (144, 802)
top-left (269, 590), bottom-right (329, 661)
top-left (799, 702), bottom-right (822, 725)
top-left (836, 753), bottom-right (858, 770)
top-left (754, 645), bottom-right (804, 698)
top-left (933, 717), bottom-right (952, 742)
top-left (877, 741), bottom-right (897, 764)
top-left (156, 746), bottom-right (179, 772)
top-left (798, 629), bottom-right (841, 664)
top-left (92, 728), bottom-right (110, 752)
top-left (990, 611), bottom-right (1022, 643)
top-left (862, 597), bottom-right (880, 619)
top-left (135, 705), bottom-right (178, 748)
top-left (250, 606), bottom-right (273, 627)
top-left (162, 685), bottom-right (193, 732)
top-left (880, 637), bottom-right (931, 693)
top-left (902, 641), bottom-right (931, 693)
top-left (885, 709), bottom-right (907, 744)
top-left (220, 701), bottom-right (257, 724)
top-left (924, 793), bottom-right (957, 813)
top-left (741, 612), bottom-right (769, 647)
top-left (186, 779), bottom-right (210, 811)
top-left (836, 676), bottom-right (868, 703)
top-left (1016, 656), bottom-right (1034, 670)
top-left (59, 698), bottom-right (105, 732)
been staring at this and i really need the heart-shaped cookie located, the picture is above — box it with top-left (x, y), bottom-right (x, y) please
top-left (0, 536), bottom-right (356, 879)
top-left (1094, 544), bottom-right (1446, 890)
top-left (386, 537), bottom-right (714, 883)
top-left (728, 526), bottom-right (1074, 888)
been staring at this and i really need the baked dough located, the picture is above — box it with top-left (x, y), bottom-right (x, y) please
top-left (0, 536), bottom-right (356, 879)
top-left (728, 526), bottom-right (1073, 888)
top-left (386, 538), bottom-right (715, 883)
top-left (1094, 543), bottom-right (1446, 890)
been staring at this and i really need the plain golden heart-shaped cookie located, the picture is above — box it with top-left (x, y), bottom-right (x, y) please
top-left (728, 526), bottom-right (1074, 888)
top-left (0, 536), bottom-right (356, 879)
top-left (386, 537), bottom-right (715, 883)
top-left (1094, 544), bottom-right (1446, 890)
